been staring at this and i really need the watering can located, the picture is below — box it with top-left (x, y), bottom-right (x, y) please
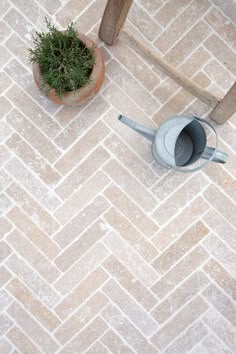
top-left (118, 114), bottom-right (228, 172)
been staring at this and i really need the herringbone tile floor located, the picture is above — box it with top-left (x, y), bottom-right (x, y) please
top-left (0, 0), bottom-right (236, 353)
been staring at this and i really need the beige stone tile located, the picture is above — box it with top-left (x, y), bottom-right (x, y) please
top-left (203, 308), bottom-right (236, 351)
top-left (55, 291), bottom-right (108, 344)
top-left (129, 2), bottom-right (162, 41)
top-left (193, 71), bottom-right (211, 88)
top-left (0, 145), bottom-right (11, 167)
top-left (0, 265), bottom-right (12, 287)
top-left (0, 338), bottom-right (12, 354)
top-left (153, 173), bottom-right (208, 225)
top-left (151, 169), bottom-right (192, 201)
top-left (54, 96), bottom-right (110, 150)
top-left (0, 313), bottom-right (13, 336)
top-left (0, 216), bottom-right (12, 238)
top-left (0, 97), bottom-right (12, 119)
top-left (103, 279), bottom-right (158, 336)
top-left (153, 88), bottom-right (195, 125)
top-left (61, 316), bottom-right (108, 354)
top-left (0, 21), bottom-right (11, 43)
top-left (178, 46), bottom-right (212, 77)
top-left (0, 289), bottom-right (12, 312)
top-left (5, 157), bottom-right (61, 211)
top-left (53, 196), bottom-right (110, 248)
top-left (204, 34), bottom-right (236, 75)
top-left (6, 109), bottom-right (61, 164)
top-left (152, 271), bottom-right (209, 324)
top-left (4, 8), bottom-right (35, 45)
top-left (54, 171), bottom-right (109, 225)
top-left (4, 59), bottom-right (59, 115)
top-left (203, 233), bottom-right (236, 278)
top-left (106, 59), bottom-right (160, 116)
top-left (204, 163), bottom-right (236, 201)
top-left (163, 321), bottom-right (208, 354)
top-left (204, 258), bottom-right (236, 302)
top-left (101, 304), bottom-right (158, 354)
top-left (7, 278), bottom-right (61, 331)
top-left (138, 0), bottom-right (162, 13)
top-left (103, 255), bottom-right (157, 311)
top-left (202, 283), bottom-right (236, 327)
top-left (152, 221), bottom-right (209, 274)
top-left (154, 0), bottom-right (189, 28)
top-left (153, 196), bottom-right (209, 251)
top-left (6, 85), bottom-right (61, 139)
top-left (56, 0), bottom-right (91, 26)
top-left (6, 254), bottom-right (60, 308)
top-left (205, 7), bottom-right (236, 49)
top-left (0, 240), bottom-right (12, 263)
top-left (104, 184), bottom-right (158, 238)
top-left (152, 245), bottom-right (209, 298)
top-left (153, 78), bottom-right (180, 104)
top-left (0, 46), bottom-right (11, 69)
top-left (7, 326), bottom-right (41, 354)
top-left (54, 104), bottom-right (86, 127)
top-left (154, 0), bottom-right (210, 54)
top-left (86, 341), bottom-right (108, 354)
top-left (204, 59), bottom-right (235, 91)
top-left (101, 329), bottom-right (135, 354)
top-left (74, 0), bottom-right (107, 34)
top-left (13, 0), bottom-right (50, 31)
top-left (54, 218), bottom-right (109, 271)
top-left (54, 243), bottom-right (109, 295)
top-left (0, 121), bottom-right (12, 143)
top-left (55, 121), bottom-right (110, 174)
top-left (151, 296), bottom-right (208, 350)
top-left (7, 302), bottom-right (59, 354)
top-left (6, 182), bottom-right (60, 236)
top-left (103, 159), bottom-right (157, 212)
top-left (202, 333), bottom-right (233, 354)
top-left (0, 0), bottom-right (9, 17)
top-left (0, 193), bottom-right (12, 215)
top-left (55, 267), bottom-right (108, 319)
top-left (7, 229), bottom-right (60, 283)
top-left (7, 206), bottom-right (60, 259)
top-left (204, 184), bottom-right (236, 229)
top-left (6, 134), bottom-right (61, 186)
top-left (55, 146), bottom-right (110, 200)
top-left (104, 133), bottom-right (156, 187)
top-left (102, 106), bottom-right (154, 164)
top-left (109, 208), bottom-right (158, 262)
top-left (104, 232), bottom-right (158, 287)
top-left (203, 209), bottom-right (236, 252)
top-left (107, 41), bottom-right (160, 91)
top-left (164, 21), bottom-right (212, 67)
top-left (0, 170), bottom-right (12, 193)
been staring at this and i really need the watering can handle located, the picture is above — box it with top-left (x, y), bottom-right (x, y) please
top-left (171, 116), bottom-right (227, 173)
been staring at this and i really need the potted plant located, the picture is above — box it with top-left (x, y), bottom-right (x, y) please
top-left (28, 19), bottom-right (105, 105)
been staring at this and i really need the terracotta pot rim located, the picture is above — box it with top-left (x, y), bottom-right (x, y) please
top-left (32, 32), bottom-right (105, 105)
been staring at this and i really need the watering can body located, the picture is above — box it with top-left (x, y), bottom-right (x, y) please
top-left (118, 114), bottom-right (228, 172)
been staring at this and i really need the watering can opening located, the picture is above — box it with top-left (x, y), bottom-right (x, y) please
top-left (174, 120), bottom-right (207, 167)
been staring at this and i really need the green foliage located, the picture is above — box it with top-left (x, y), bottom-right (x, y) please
top-left (28, 19), bottom-right (95, 99)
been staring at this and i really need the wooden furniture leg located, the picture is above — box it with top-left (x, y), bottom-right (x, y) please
top-left (209, 83), bottom-right (236, 124)
top-left (99, 0), bottom-right (133, 45)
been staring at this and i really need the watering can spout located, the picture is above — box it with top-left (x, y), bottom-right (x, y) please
top-left (118, 115), bottom-right (156, 142)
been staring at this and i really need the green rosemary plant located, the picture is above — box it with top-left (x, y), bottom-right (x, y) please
top-left (28, 19), bottom-right (95, 99)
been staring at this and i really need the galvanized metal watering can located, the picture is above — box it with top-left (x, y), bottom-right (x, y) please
top-left (118, 114), bottom-right (228, 172)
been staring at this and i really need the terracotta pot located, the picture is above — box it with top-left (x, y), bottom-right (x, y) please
top-left (32, 33), bottom-right (105, 106)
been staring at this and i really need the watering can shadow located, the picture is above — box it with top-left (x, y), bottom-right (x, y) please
top-left (118, 114), bottom-right (228, 172)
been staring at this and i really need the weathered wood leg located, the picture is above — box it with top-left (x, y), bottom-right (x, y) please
top-left (99, 0), bottom-right (133, 45)
top-left (209, 83), bottom-right (236, 124)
